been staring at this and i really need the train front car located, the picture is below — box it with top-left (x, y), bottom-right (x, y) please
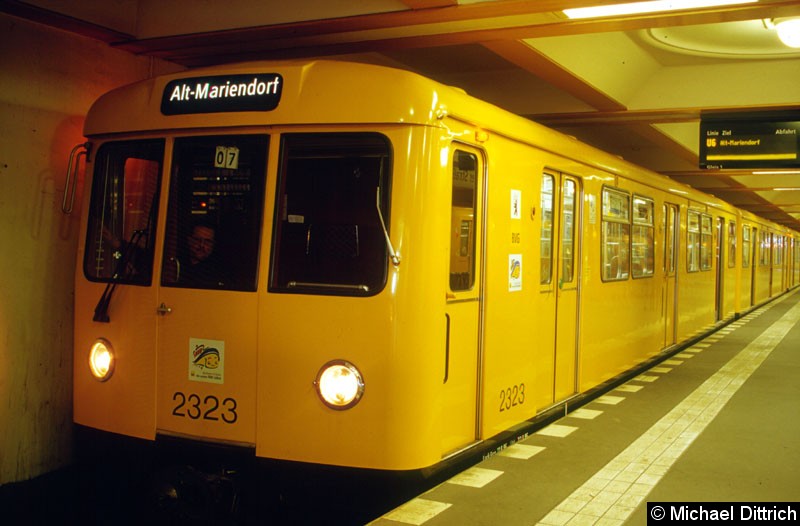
top-left (70, 58), bottom-right (800, 521)
top-left (72, 61), bottom-right (467, 516)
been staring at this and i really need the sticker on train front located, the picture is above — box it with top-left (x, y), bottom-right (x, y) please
top-left (189, 338), bottom-right (225, 384)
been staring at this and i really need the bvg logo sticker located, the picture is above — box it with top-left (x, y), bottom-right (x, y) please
top-left (195, 346), bottom-right (220, 369)
top-left (189, 338), bottom-right (225, 384)
top-left (509, 254), bottom-right (522, 292)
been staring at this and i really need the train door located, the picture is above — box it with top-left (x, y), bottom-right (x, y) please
top-left (795, 239), bottom-right (800, 287)
top-left (751, 227), bottom-right (758, 306)
top-left (553, 174), bottom-right (582, 402)
top-left (443, 146), bottom-right (484, 456)
top-left (715, 217), bottom-right (725, 321)
top-left (764, 232), bottom-right (775, 298)
top-left (154, 135), bottom-right (269, 446)
top-left (779, 234), bottom-right (784, 293)
top-left (784, 236), bottom-right (790, 291)
top-left (663, 203), bottom-right (679, 348)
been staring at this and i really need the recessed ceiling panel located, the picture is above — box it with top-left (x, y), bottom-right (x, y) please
top-left (642, 21), bottom-right (800, 60)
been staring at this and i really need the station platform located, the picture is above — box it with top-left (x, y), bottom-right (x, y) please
top-left (371, 288), bottom-right (800, 526)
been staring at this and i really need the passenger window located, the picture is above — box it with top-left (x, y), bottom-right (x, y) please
top-left (700, 214), bottom-right (712, 271)
top-left (728, 221), bottom-right (737, 268)
top-left (449, 150), bottom-right (478, 291)
top-left (161, 134), bottom-right (268, 291)
top-left (631, 195), bottom-right (654, 278)
top-left (760, 230), bottom-right (770, 266)
top-left (687, 211), bottom-right (700, 272)
top-left (601, 188), bottom-right (630, 281)
top-left (84, 140), bottom-right (164, 285)
top-left (742, 225), bottom-right (751, 268)
top-left (540, 174), bottom-right (554, 285)
top-left (774, 235), bottom-right (784, 267)
top-left (270, 133), bottom-right (391, 296)
top-left (664, 204), bottom-right (678, 274)
top-left (561, 179), bottom-right (576, 284)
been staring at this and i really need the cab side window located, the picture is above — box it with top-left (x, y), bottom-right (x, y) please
top-left (83, 140), bottom-right (164, 285)
top-left (449, 150), bottom-right (478, 291)
top-left (270, 133), bottom-right (391, 296)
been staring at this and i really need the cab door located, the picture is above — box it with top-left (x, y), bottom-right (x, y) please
top-left (155, 134), bottom-right (268, 446)
top-left (553, 175), bottom-right (582, 401)
top-left (442, 146), bottom-right (484, 456)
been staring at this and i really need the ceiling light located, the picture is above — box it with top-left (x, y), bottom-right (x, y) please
top-left (563, 0), bottom-right (758, 20)
top-left (772, 18), bottom-right (800, 48)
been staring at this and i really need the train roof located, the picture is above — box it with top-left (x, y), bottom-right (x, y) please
top-left (82, 59), bottom-right (792, 232)
top-left (84, 59), bottom-right (459, 136)
top-left (83, 59), bottom-right (644, 178)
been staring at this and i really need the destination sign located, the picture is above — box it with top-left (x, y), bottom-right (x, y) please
top-left (161, 74), bottom-right (283, 115)
top-left (700, 120), bottom-right (799, 169)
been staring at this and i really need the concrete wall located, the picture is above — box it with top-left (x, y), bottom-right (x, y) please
top-left (0, 13), bottom-right (180, 485)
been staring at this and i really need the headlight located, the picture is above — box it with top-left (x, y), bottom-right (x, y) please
top-left (314, 360), bottom-right (364, 410)
top-left (88, 339), bottom-right (115, 381)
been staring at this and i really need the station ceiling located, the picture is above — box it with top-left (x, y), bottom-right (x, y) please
top-left (5, 0), bottom-right (800, 230)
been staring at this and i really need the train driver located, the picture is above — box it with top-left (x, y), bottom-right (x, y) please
top-left (180, 222), bottom-right (219, 286)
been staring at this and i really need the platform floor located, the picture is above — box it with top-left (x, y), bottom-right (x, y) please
top-left (371, 289), bottom-right (800, 526)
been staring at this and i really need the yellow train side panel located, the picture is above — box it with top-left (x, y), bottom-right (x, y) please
top-left (255, 127), bottom-right (450, 470)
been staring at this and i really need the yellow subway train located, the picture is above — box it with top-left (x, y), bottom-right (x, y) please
top-left (71, 60), bottom-right (799, 510)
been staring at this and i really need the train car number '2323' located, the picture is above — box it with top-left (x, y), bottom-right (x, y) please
top-left (172, 392), bottom-right (238, 424)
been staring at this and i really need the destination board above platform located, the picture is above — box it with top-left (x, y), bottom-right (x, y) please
top-left (700, 118), bottom-right (799, 170)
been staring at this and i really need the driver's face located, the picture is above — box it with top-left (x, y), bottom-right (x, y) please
top-left (188, 226), bottom-right (215, 264)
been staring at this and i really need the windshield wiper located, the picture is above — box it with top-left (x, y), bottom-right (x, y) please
top-left (93, 229), bottom-right (146, 323)
top-left (376, 187), bottom-right (400, 266)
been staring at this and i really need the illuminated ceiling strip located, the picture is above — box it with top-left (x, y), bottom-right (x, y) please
top-left (563, 0), bottom-right (758, 19)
